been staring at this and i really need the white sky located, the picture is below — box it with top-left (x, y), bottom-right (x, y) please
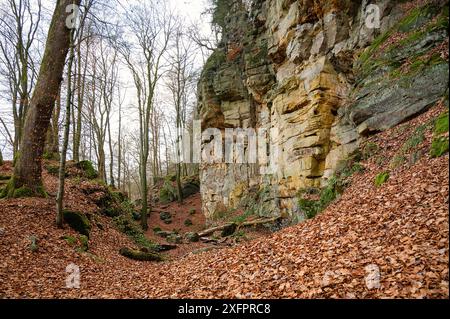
top-left (0, 0), bottom-right (214, 160)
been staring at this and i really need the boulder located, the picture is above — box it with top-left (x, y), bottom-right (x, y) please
top-left (63, 210), bottom-right (91, 238)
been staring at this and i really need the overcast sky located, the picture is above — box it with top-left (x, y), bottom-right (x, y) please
top-left (0, 0), bottom-right (213, 160)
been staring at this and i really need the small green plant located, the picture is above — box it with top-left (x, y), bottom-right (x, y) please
top-left (29, 236), bottom-right (38, 252)
top-left (374, 172), bottom-right (390, 187)
top-left (362, 142), bottom-right (379, 160)
top-left (401, 124), bottom-right (427, 153)
top-left (189, 208), bottom-right (196, 215)
top-left (341, 162), bottom-right (365, 179)
top-left (390, 155), bottom-right (407, 169)
top-left (298, 176), bottom-right (340, 220)
top-left (429, 111), bottom-right (449, 158)
top-left (232, 210), bottom-right (254, 225)
top-left (184, 219), bottom-right (193, 227)
top-left (231, 230), bottom-right (247, 241)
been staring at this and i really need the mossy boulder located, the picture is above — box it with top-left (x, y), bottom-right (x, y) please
top-left (113, 215), bottom-right (156, 249)
top-left (63, 210), bottom-right (91, 238)
top-left (119, 247), bottom-right (162, 262)
top-left (75, 160), bottom-right (99, 179)
top-left (159, 181), bottom-right (177, 204)
top-left (430, 137), bottom-right (449, 158)
top-left (351, 2), bottom-right (449, 134)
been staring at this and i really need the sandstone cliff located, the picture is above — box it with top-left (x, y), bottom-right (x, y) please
top-left (197, 0), bottom-right (449, 221)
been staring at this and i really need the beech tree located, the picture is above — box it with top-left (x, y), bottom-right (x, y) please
top-left (2, 0), bottom-right (81, 197)
top-left (119, 1), bottom-right (174, 229)
top-left (0, 0), bottom-right (42, 158)
top-left (166, 27), bottom-right (196, 203)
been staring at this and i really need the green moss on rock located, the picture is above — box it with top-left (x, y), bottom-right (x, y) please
top-left (434, 112), bottom-right (449, 135)
top-left (159, 180), bottom-right (177, 204)
top-left (430, 137), bottom-right (449, 158)
top-left (78, 235), bottom-right (89, 252)
top-left (63, 235), bottom-right (78, 246)
top-left (76, 160), bottom-right (98, 179)
top-left (13, 186), bottom-right (34, 198)
top-left (63, 210), bottom-right (91, 238)
top-left (113, 215), bottom-right (157, 249)
top-left (119, 247), bottom-right (162, 262)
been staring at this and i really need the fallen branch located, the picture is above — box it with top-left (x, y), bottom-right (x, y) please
top-left (198, 216), bottom-right (282, 237)
top-left (241, 216), bottom-right (282, 227)
top-left (119, 247), bottom-right (162, 261)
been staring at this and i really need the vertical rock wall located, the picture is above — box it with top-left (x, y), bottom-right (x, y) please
top-left (197, 0), bottom-right (449, 221)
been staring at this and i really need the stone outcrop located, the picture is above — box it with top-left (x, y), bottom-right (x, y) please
top-left (197, 0), bottom-right (449, 221)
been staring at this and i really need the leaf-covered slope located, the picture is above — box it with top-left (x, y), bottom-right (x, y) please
top-left (0, 103), bottom-right (448, 298)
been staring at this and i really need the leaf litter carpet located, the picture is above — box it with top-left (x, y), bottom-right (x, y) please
top-left (0, 105), bottom-right (448, 298)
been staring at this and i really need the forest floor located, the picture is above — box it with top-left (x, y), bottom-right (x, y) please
top-left (0, 103), bottom-right (448, 298)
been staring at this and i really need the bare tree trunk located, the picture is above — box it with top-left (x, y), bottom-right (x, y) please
top-left (73, 34), bottom-right (85, 163)
top-left (56, 30), bottom-right (75, 227)
top-left (44, 86), bottom-right (61, 160)
top-left (117, 99), bottom-right (122, 190)
top-left (4, 0), bottom-right (81, 197)
top-left (107, 115), bottom-right (115, 187)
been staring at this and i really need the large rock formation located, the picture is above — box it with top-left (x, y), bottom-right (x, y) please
top-left (197, 0), bottom-right (449, 221)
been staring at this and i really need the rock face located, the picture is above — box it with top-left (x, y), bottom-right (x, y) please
top-left (197, 0), bottom-right (449, 221)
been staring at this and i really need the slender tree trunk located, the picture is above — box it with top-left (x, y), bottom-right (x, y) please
top-left (98, 146), bottom-right (106, 183)
top-left (117, 103), bottom-right (122, 190)
top-left (107, 117), bottom-right (115, 187)
top-left (73, 34), bottom-right (87, 162)
top-left (5, 0), bottom-right (81, 197)
top-left (44, 90), bottom-right (61, 160)
top-left (56, 31), bottom-right (75, 227)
